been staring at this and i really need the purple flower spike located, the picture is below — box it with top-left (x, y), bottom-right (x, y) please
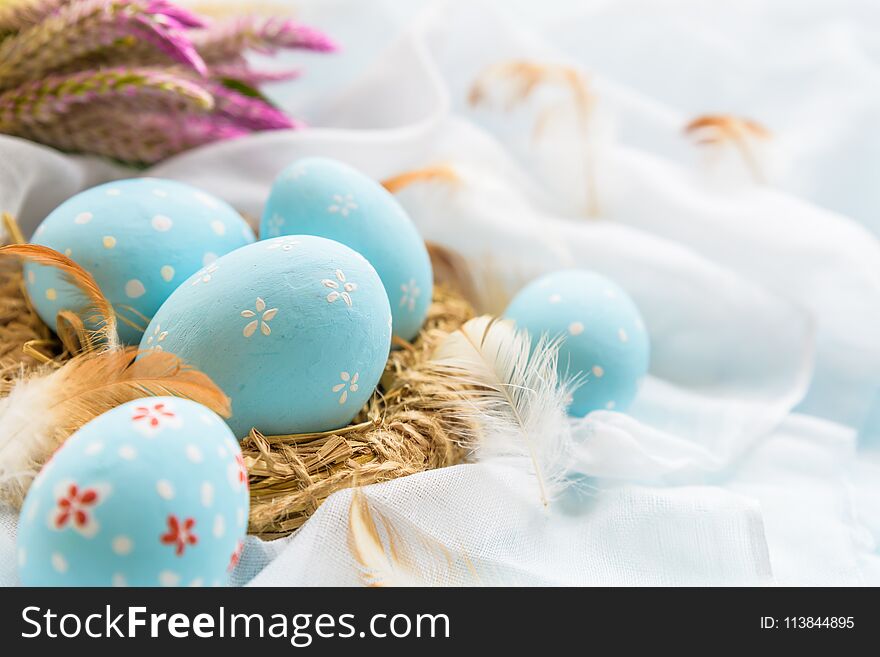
top-left (273, 20), bottom-right (338, 53)
top-left (0, 0), bottom-right (209, 90)
top-left (206, 82), bottom-right (296, 131)
top-left (194, 16), bottom-right (337, 63)
top-left (210, 63), bottom-right (302, 87)
top-left (147, 0), bottom-right (206, 29)
top-left (131, 13), bottom-right (207, 76)
top-left (0, 67), bottom-right (213, 129)
top-left (0, 1), bottom-right (332, 164)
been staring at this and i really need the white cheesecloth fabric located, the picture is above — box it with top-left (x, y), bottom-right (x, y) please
top-left (1, 0), bottom-right (878, 586)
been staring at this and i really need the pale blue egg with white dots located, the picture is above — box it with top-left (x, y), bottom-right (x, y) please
top-left (24, 178), bottom-right (256, 344)
top-left (16, 397), bottom-right (249, 587)
top-left (141, 236), bottom-right (392, 437)
top-left (505, 270), bottom-right (649, 416)
top-left (260, 157), bottom-right (432, 341)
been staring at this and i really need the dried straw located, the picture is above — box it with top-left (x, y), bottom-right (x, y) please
top-left (0, 213), bottom-right (63, 385)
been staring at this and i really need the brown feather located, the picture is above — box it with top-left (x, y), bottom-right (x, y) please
top-left (684, 114), bottom-right (771, 140)
top-left (468, 60), bottom-right (600, 216)
top-left (381, 164), bottom-right (459, 194)
top-left (684, 114), bottom-right (771, 183)
top-left (0, 244), bottom-right (119, 350)
top-left (0, 347), bottom-right (230, 507)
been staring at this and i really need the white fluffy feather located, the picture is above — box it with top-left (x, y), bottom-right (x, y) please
top-left (0, 365), bottom-right (63, 504)
top-left (431, 315), bottom-right (579, 506)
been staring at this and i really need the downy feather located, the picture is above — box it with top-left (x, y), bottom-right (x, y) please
top-left (349, 487), bottom-right (477, 587)
top-left (0, 348), bottom-right (230, 508)
top-left (348, 487), bottom-right (426, 587)
top-left (430, 315), bottom-right (579, 506)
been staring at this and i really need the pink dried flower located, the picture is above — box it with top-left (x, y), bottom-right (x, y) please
top-left (0, 1), bottom-right (335, 164)
top-left (205, 81), bottom-right (298, 131)
top-left (0, 0), bottom-right (207, 91)
top-left (0, 67), bottom-right (212, 130)
top-left (193, 16), bottom-right (337, 64)
top-left (145, 0), bottom-right (205, 30)
top-left (210, 62), bottom-right (301, 87)
top-left (14, 104), bottom-right (253, 164)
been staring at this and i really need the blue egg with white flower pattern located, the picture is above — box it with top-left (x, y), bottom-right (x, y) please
top-left (260, 157), bottom-right (432, 341)
top-left (24, 178), bottom-right (256, 344)
top-left (505, 270), bottom-right (649, 416)
top-left (17, 397), bottom-right (249, 587)
top-left (140, 236), bottom-right (392, 437)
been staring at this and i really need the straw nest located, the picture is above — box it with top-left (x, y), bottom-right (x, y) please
top-left (0, 229), bottom-right (476, 539)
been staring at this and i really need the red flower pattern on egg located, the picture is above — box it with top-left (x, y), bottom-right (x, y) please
top-left (54, 483), bottom-right (100, 532)
top-left (131, 401), bottom-right (182, 436)
top-left (161, 515), bottom-right (198, 556)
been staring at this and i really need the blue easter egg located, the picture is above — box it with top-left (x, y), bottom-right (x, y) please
top-left (260, 157), bottom-right (432, 341)
top-left (141, 236), bottom-right (392, 437)
top-left (25, 178), bottom-right (256, 344)
top-left (505, 270), bottom-right (649, 416)
top-left (17, 397), bottom-right (249, 587)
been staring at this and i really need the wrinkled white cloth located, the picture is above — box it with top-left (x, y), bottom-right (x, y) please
top-left (1, 0), bottom-right (879, 586)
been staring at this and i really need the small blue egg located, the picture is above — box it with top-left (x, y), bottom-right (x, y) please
top-left (17, 397), bottom-right (249, 587)
top-left (505, 270), bottom-right (649, 416)
top-left (25, 178), bottom-right (256, 344)
top-left (141, 236), bottom-right (392, 437)
top-left (260, 157), bottom-right (432, 341)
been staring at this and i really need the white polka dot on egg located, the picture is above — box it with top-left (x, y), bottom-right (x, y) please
top-left (156, 480), bottom-right (175, 500)
top-left (569, 321), bottom-right (584, 336)
top-left (186, 445), bottom-right (203, 463)
top-left (51, 552), bottom-right (68, 574)
top-left (151, 214), bottom-right (173, 232)
top-left (210, 220), bottom-right (226, 236)
top-left (112, 536), bottom-right (133, 555)
top-left (160, 265), bottom-right (175, 282)
top-left (202, 252), bottom-right (217, 266)
top-left (201, 482), bottom-right (214, 507)
top-left (159, 570), bottom-right (180, 587)
top-left (85, 442), bottom-right (104, 455)
top-left (213, 514), bottom-right (225, 538)
top-left (74, 212), bottom-right (93, 224)
top-left (125, 279), bottom-right (146, 299)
